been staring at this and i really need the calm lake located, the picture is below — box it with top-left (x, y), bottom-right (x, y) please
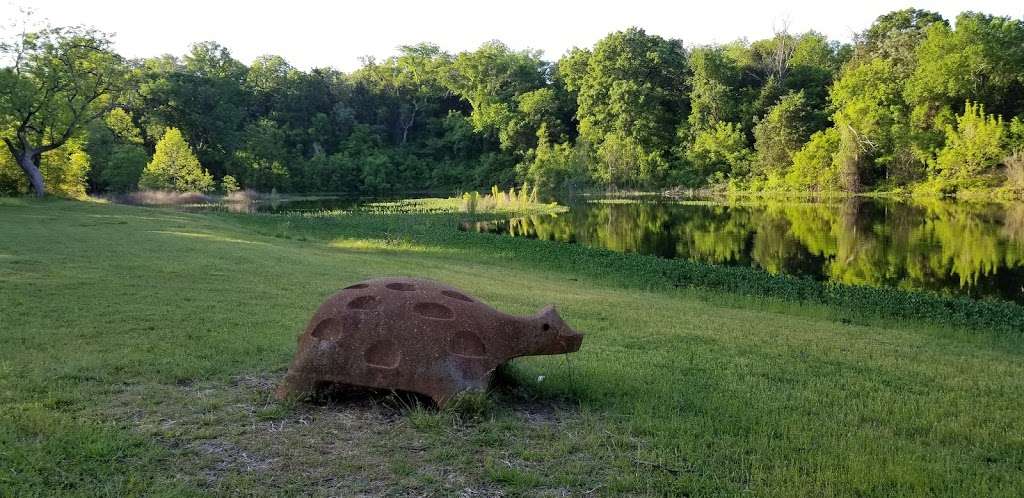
top-left (462, 198), bottom-right (1024, 304)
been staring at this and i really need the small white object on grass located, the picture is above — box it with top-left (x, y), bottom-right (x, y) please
top-left (537, 375), bottom-right (545, 383)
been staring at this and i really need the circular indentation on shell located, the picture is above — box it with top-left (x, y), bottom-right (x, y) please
top-left (386, 282), bottom-right (415, 291)
top-left (448, 330), bottom-right (487, 358)
top-left (542, 323), bottom-right (550, 331)
top-left (413, 302), bottom-right (454, 320)
top-left (364, 340), bottom-right (401, 368)
top-left (441, 290), bottom-right (473, 302)
top-left (310, 318), bottom-right (344, 340)
top-left (347, 295), bottom-right (380, 310)
top-left (344, 283), bottom-right (369, 290)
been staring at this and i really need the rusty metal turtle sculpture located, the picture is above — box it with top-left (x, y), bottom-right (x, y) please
top-left (276, 277), bottom-right (584, 406)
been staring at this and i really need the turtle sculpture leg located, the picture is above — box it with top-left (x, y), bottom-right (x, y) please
top-left (275, 370), bottom-right (318, 400)
top-left (422, 360), bottom-right (500, 408)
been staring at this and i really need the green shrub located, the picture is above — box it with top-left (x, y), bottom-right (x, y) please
top-left (785, 128), bottom-right (842, 191)
top-left (139, 128), bottom-right (214, 193)
top-left (220, 175), bottom-right (241, 194)
top-left (596, 134), bottom-right (668, 187)
top-left (930, 101), bottom-right (1006, 189)
top-left (99, 144), bottom-right (149, 193)
top-left (521, 138), bottom-right (590, 195)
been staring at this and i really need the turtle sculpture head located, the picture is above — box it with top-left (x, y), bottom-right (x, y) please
top-left (519, 305), bottom-right (584, 356)
top-left (275, 277), bottom-right (584, 407)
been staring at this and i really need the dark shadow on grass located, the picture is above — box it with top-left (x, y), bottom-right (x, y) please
top-left (305, 382), bottom-right (435, 414)
top-left (274, 363), bottom-right (583, 422)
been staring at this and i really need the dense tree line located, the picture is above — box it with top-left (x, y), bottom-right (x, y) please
top-left (2, 8), bottom-right (1024, 198)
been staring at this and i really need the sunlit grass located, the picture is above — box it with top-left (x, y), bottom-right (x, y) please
top-left (327, 237), bottom-right (450, 254)
top-left (1, 198), bottom-right (1022, 496)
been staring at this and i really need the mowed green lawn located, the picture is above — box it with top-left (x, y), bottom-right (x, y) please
top-left (1, 198), bottom-right (1022, 497)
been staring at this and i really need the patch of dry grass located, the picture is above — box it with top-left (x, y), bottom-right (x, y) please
top-left (113, 190), bottom-right (215, 206)
top-left (99, 370), bottom-right (603, 496)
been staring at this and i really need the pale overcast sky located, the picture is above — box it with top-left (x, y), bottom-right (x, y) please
top-left (10, 0), bottom-right (1024, 71)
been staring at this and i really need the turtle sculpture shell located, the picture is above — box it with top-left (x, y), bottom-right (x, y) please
top-left (276, 277), bottom-right (584, 406)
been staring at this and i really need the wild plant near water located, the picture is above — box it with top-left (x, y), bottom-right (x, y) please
top-left (460, 184), bottom-right (546, 213)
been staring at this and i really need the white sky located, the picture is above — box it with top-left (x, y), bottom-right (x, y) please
top-left (10, 0), bottom-right (1024, 71)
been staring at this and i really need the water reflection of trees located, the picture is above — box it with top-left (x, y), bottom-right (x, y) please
top-left (674, 205), bottom-right (751, 264)
top-left (481, 198), bottom-right (1024, 302)
top-left (752, 198), bottom-right (1024, 298)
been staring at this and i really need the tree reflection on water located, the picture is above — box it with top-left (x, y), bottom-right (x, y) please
top-left (464, 198), bottom-right (1024, 303)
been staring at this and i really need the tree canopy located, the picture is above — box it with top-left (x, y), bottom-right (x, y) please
top-left (0, 26), bottom-right (124, 196)
top-left (3, 8), bottom-right (1024, 198)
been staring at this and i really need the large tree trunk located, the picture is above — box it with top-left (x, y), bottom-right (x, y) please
top-left (16, 150), bottom-right (45, 198)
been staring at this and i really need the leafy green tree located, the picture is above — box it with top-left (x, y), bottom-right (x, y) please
top-left (556, 47), bottom-right (591, 98)
top-left (246, 54), bottom-right (297, 115)
top-left (707, 32), bottom-right (845, 146)
top-left (856, 9), bottom-right (947, 72)
top-left (785, 32), bottom-right (849, 132)
top-left (246, 57), bottom-right (343, 157)
top-left (356, 44), bottom-right (453, 146)
top-left (752, 92), bottom-right (813, 179)
top-left (230, 118), bottom-right (291, 191)
top-left (86, 109), bottom-right (149, 192)
top-left (800, 9), bottom-right (945, 192)
top-left (293, 150), bottom-right (359, 193)
top-left (564, 27), bottom-right (689, 187)
top-left (0, 26), bottom-right (125, 196)
top-left (829, 58), bottom-right (911, 190)
top-left (447, 41), bottom-right (550, 155)
top-left (136, 42), bottom-right (249, 177)
top-left (687, 47), bottom-right (742, 135)
top-left (514, 88), bottom-right (569, 144)
top-left (906, 13), bottom-right (1024, 157)
top-left (10, 11), bottom-right (1020, 198)
top-left (1006, 118), bottom-right (1024, 190)
top-left (1008, 117), bottom-right (1024, 149)
top-left (685, 122), bottom-right (752, 183)
top-left (138, 128), bottom-right (213, 192)
top-left (85, 129), bottom-right (148, 194)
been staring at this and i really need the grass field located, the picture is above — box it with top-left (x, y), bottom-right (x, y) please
top-left (1, 197), bottom-right (1022, 497)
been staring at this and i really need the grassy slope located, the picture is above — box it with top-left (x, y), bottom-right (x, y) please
top-left (1, 198), bottom-right (1022, 497)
